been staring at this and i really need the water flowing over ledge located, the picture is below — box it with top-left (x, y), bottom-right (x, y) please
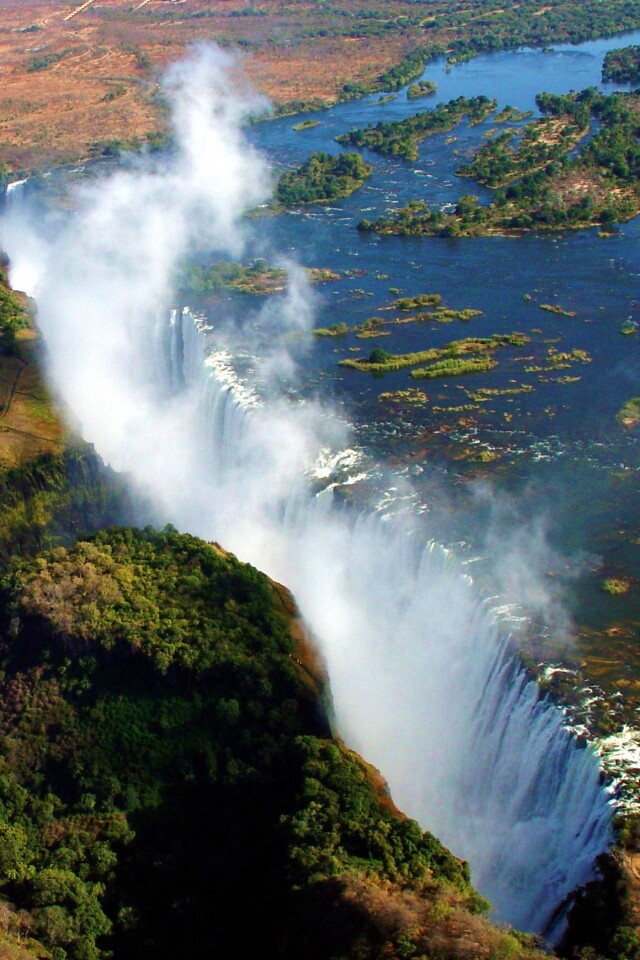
top-left (161, 306), bottom-right (614, 939)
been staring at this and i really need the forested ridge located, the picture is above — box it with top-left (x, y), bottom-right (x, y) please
top-left (0, 525), bottom-right (552, 960)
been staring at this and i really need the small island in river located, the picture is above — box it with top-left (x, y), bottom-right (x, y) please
top-left (602, 45), bottom-right (640, 83)
top-left (276, 151), bottom-right (372, 206)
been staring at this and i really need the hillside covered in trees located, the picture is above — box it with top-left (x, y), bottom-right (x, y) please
top-left (0, 524), bottom-right (555, 960)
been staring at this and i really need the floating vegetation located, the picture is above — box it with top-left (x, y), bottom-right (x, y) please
top-left (411, 356), bottom-right (498, 379)
top-left (378, 388), bottom-right (428, 404)
top-left (617, 397), bottom-right (640, 426)
top-left (602, 577), bottom-right (632, 595)
top-left (540, 304), bottom-right (578, 317)
top-left (340, 333), bottom-right (530, 374)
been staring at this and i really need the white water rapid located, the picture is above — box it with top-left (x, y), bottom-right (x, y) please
top-left (0, 45), bottom-right (614, 939)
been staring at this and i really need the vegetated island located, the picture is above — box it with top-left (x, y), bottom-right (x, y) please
top-left (617, 396), bottom-right (640, 426)
top-left (179, 259), bottom-right (339, 297)
top-left (275, 151), bottom-right (372, 206)
top-left (339, 333), bottom-right (531, 377)
top-left (336, 95), bottom-right (498, 161)
top-left (292, 119), bottom-right (321, 132)
top-left (407, 80), bottom-right (438, 100)
top-left (358, 89), bottom-right (640, 237)
top-left (314, 291), bottom-right (482, 339)
top-left (603, 45), bottom-right (640, 83)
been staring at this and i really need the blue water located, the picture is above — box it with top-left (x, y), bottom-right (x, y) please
top-left (226, 33), bottom-right (640, 628)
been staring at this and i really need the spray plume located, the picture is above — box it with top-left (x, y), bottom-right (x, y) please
top-left (0, 44), bottom-right (614, 937)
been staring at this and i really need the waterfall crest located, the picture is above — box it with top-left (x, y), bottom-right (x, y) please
top-left (160, 307), bottom-right (613, 938)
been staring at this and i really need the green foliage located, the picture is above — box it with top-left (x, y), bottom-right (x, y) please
top-left (363, 89), bottom-right (640, 236)
top-left (282, 737), bottom-right (475, 894)
top-left (392, 293), bottom-right (442, 311)
top-left (337, 96), bottom-right (497, 161)
top-left (407, 80), bottom-right (437, 100)
top-left (0, 526), bottom-right (499, 960)
top-left (564, 854), bottom-right (640, 960)
top-left (457, 97), bottom-right (590, 188)
top-left (0, 448), bottom-right (138, 569)
top-left (26, 50), bottom-right (75, 73)
top-left (179, 259), bottom-right (287, 296)
top-left (617, 397), bottom-right (640, 425)
top-left (3, 527), bottom-right (296, 675)
top-left (0, 264), bottom-right (29, 357)
top-left (340, 333), bottom-right (530, 374)
top-left (410, 356), bottom-right (497, 380)
top-left (603, 46), bottom-right (640, 83)
top-left (276, 151), bottom-right (372, 205)
top-left (368, 348), bottom-right (391, 364)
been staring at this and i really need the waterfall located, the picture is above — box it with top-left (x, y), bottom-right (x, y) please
top-left (159, 308), bottom-right (614, 938)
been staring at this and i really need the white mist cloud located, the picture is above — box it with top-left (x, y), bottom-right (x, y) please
top-left (472, 482), bottom-right (598, 644)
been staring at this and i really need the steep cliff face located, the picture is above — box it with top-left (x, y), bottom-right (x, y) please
top-left (0, 526), bottom-right (548, 960)
top-left (0, 268), bottom-right (144, 569)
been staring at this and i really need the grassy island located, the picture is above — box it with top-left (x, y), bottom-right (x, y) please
top-left (314, 292), bottom-right (482, 340)
top-left (603, 46), bottom-right (640, 84)
top-left (359, 89), bottom-right (640, 237)
top-left (276, 151), bottom-right (371, 206)
top-left (336, 95), bottom-right (497, 162)
top-left (339, 333), bottom-right (530, 375)
top-left (617, 397), bottom-right (640, 426)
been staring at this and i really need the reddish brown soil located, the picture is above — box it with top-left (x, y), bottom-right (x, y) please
top-left (0, 0), bottom-right (424, 170)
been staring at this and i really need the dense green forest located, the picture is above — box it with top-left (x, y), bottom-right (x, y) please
top-left (276, 152), bottom-right (372, 206)
top-left (456, 96), bottom-right (590, 188)
top-left (0, 525), bottom-right (553, 960)
top-left (0, 262), bottom-right (29, 357)
top-left (359, 89), bottom-right (640, 236)
top-left (336, 95), bottom-right (497, 161)
top-left (603, 45), bottom-right (640, 83)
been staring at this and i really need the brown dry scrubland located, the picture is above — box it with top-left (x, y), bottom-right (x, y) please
top-left (0, 0), bottom-right (422, 170)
